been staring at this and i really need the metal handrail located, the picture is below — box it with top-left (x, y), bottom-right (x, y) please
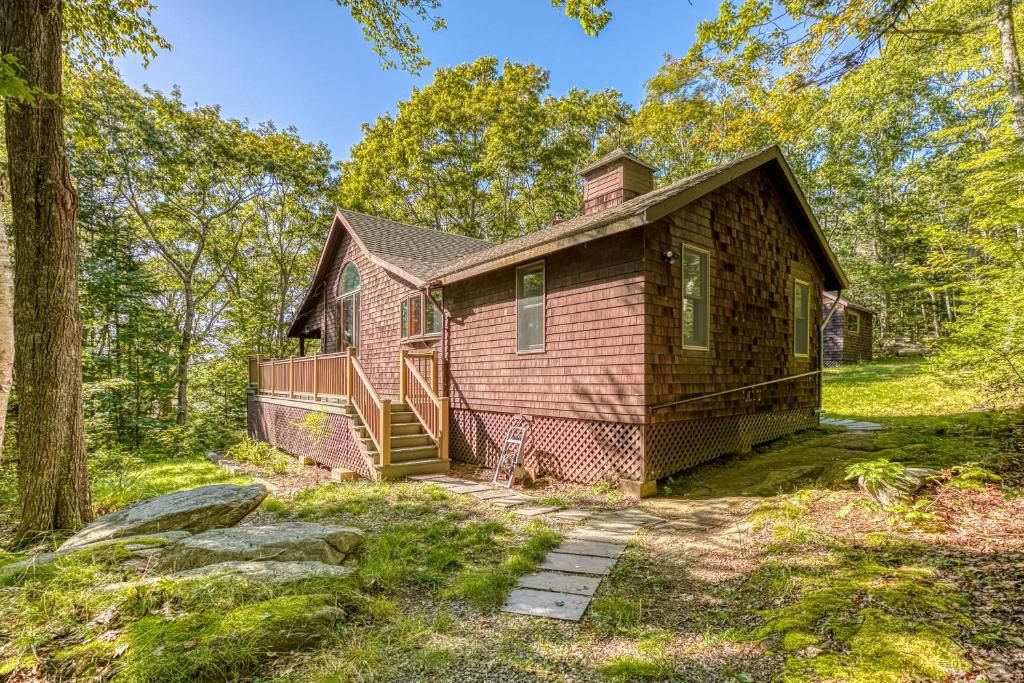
top-left (650, 370), bottom-right (821, 412)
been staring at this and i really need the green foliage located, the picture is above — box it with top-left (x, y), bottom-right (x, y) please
top-left (225, 438), bottom-right (293, 474)
top-left (844, 458), bottom-right (906, 490)
top-left (949, 461), bottom-right (1002, 490)
top-left (339, 57), bottom-right (628, 243)
top-left (333, 0), bottom-right (610, 73)
top-left (296, 411), bottom-right (331, 449)
top-left (0, 54), bottom-right (35, 104)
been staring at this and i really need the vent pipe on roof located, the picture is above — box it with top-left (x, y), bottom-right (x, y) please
top-left (580, 148), bottom-right (657, 216)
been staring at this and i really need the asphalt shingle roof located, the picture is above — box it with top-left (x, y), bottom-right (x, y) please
top-left (429, 147), bottom-right (770, 282)
top-left (338, 209), bottom-right (493, 282)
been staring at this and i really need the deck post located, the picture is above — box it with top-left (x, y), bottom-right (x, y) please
top-left (429, 351), bottom-right (438, 395)
top-left (289, 357), bottom-right (295, 398)
top-left (438, 396), bottom-right (449, 460)
top-left (380, 399), bottom-right (392, 467)
top-left (398, 349), bottom-right (408, 404)
top-left (312, 352), bottom-right (319, 402)
top-left (345, 346), bottom-right (356, 405)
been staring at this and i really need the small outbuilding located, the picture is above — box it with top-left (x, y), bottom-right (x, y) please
top-left (822, 293), bottom-right (873, 365)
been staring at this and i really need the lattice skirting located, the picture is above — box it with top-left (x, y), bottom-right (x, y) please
top-left (450, 409), bottom-right (643, 484)
top-left (247, 396), bottom-right (371, 478)
top-left (645, 408), bottom-right (818, 481)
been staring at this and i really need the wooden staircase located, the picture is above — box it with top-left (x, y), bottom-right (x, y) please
top-left (347, 402), bottom-right (450, 479)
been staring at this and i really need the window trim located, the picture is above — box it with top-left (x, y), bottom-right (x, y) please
top-left (337, 262), bottom-right (360, 350)
top-left (793, 278), bottom-right (811, 358)
top-left (846, 309), bottom-right (860, 335)
top-left (515, 260), bottom-right (546, 355)
top-left (681, 243), bottom-right (711, 352)
top-left (399, 290), bottom-right (443, 341)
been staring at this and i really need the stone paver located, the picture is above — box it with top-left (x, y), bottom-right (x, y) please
top-left (513, 505), bottom-right (563, 518)
top-left (549, 509), bottom-right (592, 521)
top-left (567, 527), bottom-right (634, 544)
top-left (821, 416), bottom-right (883, 431)
top-left (556, 539), bottom-right (625, 559)
top-left (405, 472), bottom-right (668, 622)
top-left (448, 484), bottom-right (493, 494)
top-left (491, 495), bottom-right (535, 507)
top-left (540, 552), bottom-right (616, 576)
top-left (517, 571), bottom-right (602, 596)
top-left (502, 588), bottom-right (591, 621)
top-left (470, 489), bottom-right (513, 500)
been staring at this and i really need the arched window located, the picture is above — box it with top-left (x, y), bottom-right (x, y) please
top-left (337, 262), bottom-right (360, 350)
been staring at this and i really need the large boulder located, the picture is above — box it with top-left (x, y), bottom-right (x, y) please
top-left (171, 560), bottom-right (355, 584)
top-left (59, 483), bottom-right (268, 551)
top-left (159, 521), bottom-right (364, 571)
top-left (2, 531), bottom-right (192, 580)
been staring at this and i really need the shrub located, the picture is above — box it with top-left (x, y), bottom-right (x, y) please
top-left (226, 439), bottom-right (293, 474)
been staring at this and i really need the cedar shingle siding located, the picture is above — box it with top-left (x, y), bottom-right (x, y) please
top-left (822, 295), bottom-right (873, 365)
top-left (253, 147), bottom-right (850, 488)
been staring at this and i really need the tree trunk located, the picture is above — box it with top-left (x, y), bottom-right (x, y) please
top-left (175, 289), bottom-right (194, 425)
top-left (996, 0), bottom-right (1024, 135)
top-left (1, 0), bottom-right (91, 532)
top-left (0, 175), bottom-right (14, 454)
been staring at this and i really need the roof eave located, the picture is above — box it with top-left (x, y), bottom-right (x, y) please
top-left (435, 213), bottom-right (647, 285)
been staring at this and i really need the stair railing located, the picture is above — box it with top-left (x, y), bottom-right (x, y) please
top-left (347, 347), bottom-right (391, 467)
top-left (399, 350), bottom-right (449, 460)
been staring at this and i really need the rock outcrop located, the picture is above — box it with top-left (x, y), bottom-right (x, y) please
top-left (159, 521), bottom-right (364, 571)
top-left (59, 483), bottom-right (268, 551)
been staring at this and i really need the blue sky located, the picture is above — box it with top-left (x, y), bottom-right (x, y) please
top-left (116, 0), bottom-right (718, 161)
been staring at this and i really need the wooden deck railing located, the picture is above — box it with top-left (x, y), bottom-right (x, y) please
top-left (251, 351), bottom-right (349, 401)
top-left (347, 348), bottom-right (391, 466)
top-left (399, 350), bottom-right (449, 460)
top-left (249, 348), bottom-right (450, 468)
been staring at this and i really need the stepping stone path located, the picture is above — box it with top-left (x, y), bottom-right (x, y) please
top-left (820, 416), bottom-right (883, 431)
top-left (406, 473), bottom-right (665, 621)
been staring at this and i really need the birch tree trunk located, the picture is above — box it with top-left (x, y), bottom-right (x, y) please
top-left (1, 0), bottom-right (91, 532)
top-left (0, 175), bottom-right (15, 455)
top-left (995, 0), bottom-right (1024, 135)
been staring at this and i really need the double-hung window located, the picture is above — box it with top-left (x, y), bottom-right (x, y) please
top-left (681, 245), bottom-right (710, 350)
top-left (846, 310), bottom-right (860, 334)
top-left (400, 290), bottom-right (442, 340)
top-left (794, 279), bottom-right (810, 357)
top-left (516, 261), bottom-right (545, 353)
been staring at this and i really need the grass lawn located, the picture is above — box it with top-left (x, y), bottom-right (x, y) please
top-left (1, 358), bottom-right (1022, 681)
top-left (822, 357), bottom-right (991, 425)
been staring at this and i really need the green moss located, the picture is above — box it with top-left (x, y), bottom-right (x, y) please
top-left (118, 594), bottom-right (344, 682)
top-left (599, 653), bottom-right (676, 681)
top-left (752, 559), bottom-right (972, 681)
top-left (782, 609), bottom-right (969, 683)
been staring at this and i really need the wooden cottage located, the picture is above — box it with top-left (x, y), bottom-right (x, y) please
top-left (247, 146), bottom-right (849, 495)
top-left (822, 293), bottom-right (874, 365)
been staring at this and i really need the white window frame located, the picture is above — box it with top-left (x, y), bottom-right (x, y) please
top-left (846, 309), bottom-right (860, 335)
top-left (516, 260), bottom-right (545, 354)
top-left (681, 243), bottom-right (711, 351)
top-left (793, 278), bottom-right (810, 358)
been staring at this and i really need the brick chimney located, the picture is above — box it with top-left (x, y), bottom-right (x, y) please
top-left (580, 148), bottom-right (656, 216)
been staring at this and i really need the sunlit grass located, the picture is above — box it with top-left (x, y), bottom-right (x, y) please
top-left (823, 357), bottom-right (987, 424)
